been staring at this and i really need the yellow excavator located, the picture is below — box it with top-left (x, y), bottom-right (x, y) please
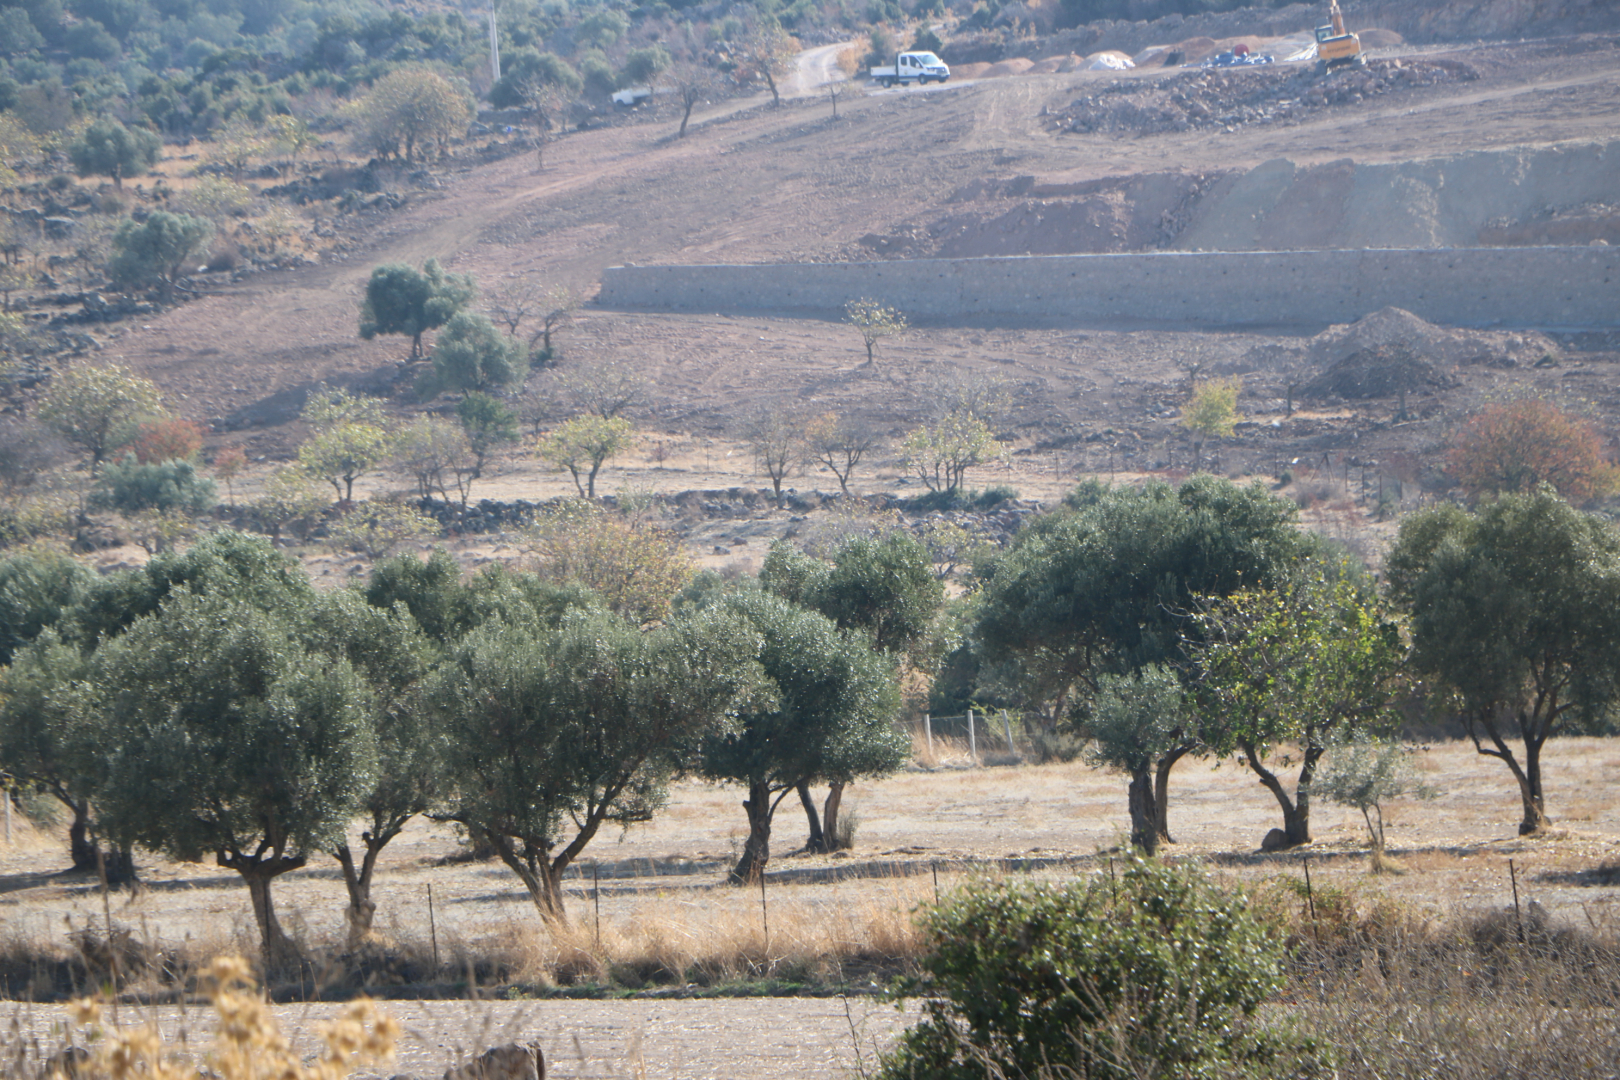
top-left (1314, 0), bottom-right (1365, 70)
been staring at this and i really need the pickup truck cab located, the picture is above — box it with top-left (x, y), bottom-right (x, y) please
top-left (611, 85), bottom-right (653, 106)
top-left (870, 51), bottom-right (950, 88)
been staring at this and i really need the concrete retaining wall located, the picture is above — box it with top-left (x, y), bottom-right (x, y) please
top-left (596, 248), bottom-right (1620, 329)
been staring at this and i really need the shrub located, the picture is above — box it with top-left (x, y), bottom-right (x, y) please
top-left (107, 211), bottom-right (213, 292)
top-left (880, 857), bottom-right (1288, 1080)
top-left (90, 455), bottom-right (218, 515)
top-left (129, 418), bottom-right (204, 463)
top-left (1447, 398), bottom-right (1614, 502)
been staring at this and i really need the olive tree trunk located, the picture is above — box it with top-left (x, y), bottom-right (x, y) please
top-left (730, 781), bottom-right (781, 884)
top-left (795, 781), bottom-right (826, 854)
top-left (225, 854), bottom-right (306, 975)
top-left (1241, 741), bottom-right (1325, 846)
top-left (823, 781), bottom-right (847, 850)
top-left (1128, 767), bottom-right (1158, 856)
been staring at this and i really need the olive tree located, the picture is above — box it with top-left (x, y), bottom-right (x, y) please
top-left (428, 604), bottom-right (767, 921)
top-left (69, 119), bottom-right (161, 190)
top-left (1190, 568), bottom-right (1405, 847)
top-left (700, 590), bottom-right (904, 883)
top-left (303, 588), bottom-right (440, 945)
top-left (456, 391), bottom-right (520, 498)
top-left (93, 590), bottom-right (377, 970)
top-left (1085, 665), bottom-right (1195, 855)
top-left (1318, 741), bottom-right (1436, 870)
top-left (1387, 489), bottom-right (1620, 834)
top-left (359, 258), bottom-right (475, 359)
top-left (107, 211), bottom-right (213, 293)
top-left (0, 632), bottom-right (109, 873)
top-left (974, 477), bottom-right (1312, 845)
top-left (420, 310), bottom-right (525, 397)
top-left (762, 534), bottom-right (941, 851)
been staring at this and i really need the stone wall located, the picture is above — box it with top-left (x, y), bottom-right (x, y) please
top-left (596, 248), bottom-right (1620, 329)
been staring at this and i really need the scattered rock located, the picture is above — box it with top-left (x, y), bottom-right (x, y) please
top-left (443, 1042), bottom-right (545, 1080)
top-left (1260, 828), bottom-right (1290, 852)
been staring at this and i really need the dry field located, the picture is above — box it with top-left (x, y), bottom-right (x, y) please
top-left (3, 737), bottom-right (1617, 1076)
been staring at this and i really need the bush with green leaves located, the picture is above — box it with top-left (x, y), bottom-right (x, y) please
top-left (419, 310), bottom-right (525, 397)
top-left (881, 857), bottom-right (1289, 1080)
top-left (69, 119), bottom-right (161, 189)
top-left (90, 454), bottom-right (218, 515)
top-left (107, 211), bottom-right (213, 292)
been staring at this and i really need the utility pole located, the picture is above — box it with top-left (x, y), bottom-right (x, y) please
top-left (488, 0), bottom-right (501, 83)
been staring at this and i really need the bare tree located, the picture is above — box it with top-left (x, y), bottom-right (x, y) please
top-left (485, 279), bottom-right (578, 362)
top-left (671, 64), bottom-right (717, 138)
top-left (746, 410), bottom-right (802, 507)
top-left (741, 24), bottom-right (797, 107)
top-left (556, 359), bottom-right (648, 418)
top-left (804, 411), bottom-right (879, 495)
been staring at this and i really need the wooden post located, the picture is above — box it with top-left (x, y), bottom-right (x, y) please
top-left (593, 861), bottom-right (602, 950)
top-left (967, 708), bottom-right (977, 765)
top-left (923, 713), bottom-right (933, 757)
top-left (1509, 859), bottom-right (1524, 943)
top-left (427, 883), bottom-right (440, 972)
top-left (1002, 710), bottom-right (1015, 754)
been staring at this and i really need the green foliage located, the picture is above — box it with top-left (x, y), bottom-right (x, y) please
top-left (1389, 489), bottom-right (1620, 832)
top-left (107, 211), bottom-right (213, 292)
top-left (813, 533), bottom-right (943, 656)
top-left (427, 603), bottom-right (768, 918)
top-left (881, 858), bottom-right (1287, 1080)
top-left (92, 588), bottom-right (377, 962)
top-left (68, 118), bottom-right (161, 186)
top-left (0, 630), bottom-right (98, 829)
top-left (37, 362), bottom-right (164, 471)
top-left (90, 454), bottom-right (218, 515)
top-left (1183, 376), bottom-right (1243, 445)
top-left (538, 414), bottom-right (633, 499)
top-left (901, 411), bottom-right (1003, 496)
top-left (975, 475), bottom-right (1311, 717)
top-left (622, 44), bottom-right (670, 85)
top-left (699, 589), bottom-right (903, 879)
top-left (1085, 664), bottom-right (1189, 773)
top-left (420, 309), bottom-right (525, 397)
top-left (68, 529), bottom-right (316, 647)
top-left (1189, 566), bottom-right (1406, 842)
top-left (759, 539), bottom-right (830, 610)
top-left (358, 258), bottom-right (475, 359)
top-left (489, 49), bottom-right (583, 108)
top-left (0, 547), bottom-right (92, 666)
top-left (844, 297), bottom-right (907, 364)
top-left (348, 66), bottom-right (473, 162)
top-left (1318, 741), bottom-right (1436, 855)
top-left (456, 390), bottom-right (519, 471)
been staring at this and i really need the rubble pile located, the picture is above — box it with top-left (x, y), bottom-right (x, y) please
top-left (1047, 58), bottom-right (1478, 136)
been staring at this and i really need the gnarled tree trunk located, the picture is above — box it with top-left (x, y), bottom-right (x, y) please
top-left (227, 855), bottom-right (306, 975)
top-left (796, 781), bottom-right (826, 854)
top-left (1128, 767), bottom-right (1157, 856)
top-left (730, 780), bottom-right (775, 884)
top-left (1241, 741), bottom-right (1325, 846)
top-left (1153, 746), bottom-right (1192, 844)
top-left (823, 782), bottom-right (847, 850)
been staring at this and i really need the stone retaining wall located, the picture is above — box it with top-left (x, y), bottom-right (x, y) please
top-left (596, 248), bottom-right (1620, 329)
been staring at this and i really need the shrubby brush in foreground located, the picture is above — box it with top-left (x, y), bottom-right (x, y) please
top-left (880, 857), bottom-right (1290, 1080)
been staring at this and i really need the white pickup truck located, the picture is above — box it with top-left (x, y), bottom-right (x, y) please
top-left (870, 51), bottom-right (950, 87)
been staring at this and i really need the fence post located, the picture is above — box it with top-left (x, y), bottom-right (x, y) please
top-left (1002, 710), bottom-right (1014, 754)
top-left (924, 713), bottom-right (933, 757)
top-left (967, 708), bottom-right (977, 765)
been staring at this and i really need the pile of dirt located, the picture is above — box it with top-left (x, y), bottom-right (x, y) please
top-left (1306, 307), bottom-right (1558, 370)
top-left (1298, 343), bottom-right (1456, 401)
top-left (1046, 58), bottom-right (1477, 137)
